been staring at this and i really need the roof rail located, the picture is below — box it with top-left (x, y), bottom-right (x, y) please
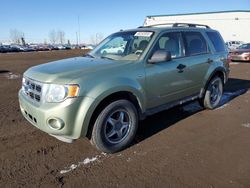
top-left (173, 23), bottom-right (210, 28)
top-left (140, 23), bottom-right (210, 29)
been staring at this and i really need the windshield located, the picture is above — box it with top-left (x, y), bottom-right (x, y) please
top-left (89, 31), bottom-right (154, 61)
top-left (238, 44), bottom-right (250, 49)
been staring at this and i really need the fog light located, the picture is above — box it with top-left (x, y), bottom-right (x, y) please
top-left (47, 118), bottom-right (64, 130)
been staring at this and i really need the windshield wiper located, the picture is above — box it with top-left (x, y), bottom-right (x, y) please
top-left (84, 54), bottom-right (95, 58)
top-left (100, 56), bottom-right (114, 60)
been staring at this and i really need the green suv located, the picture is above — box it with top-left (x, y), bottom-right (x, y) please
top-left (19, 23), bottom-right (230, 153)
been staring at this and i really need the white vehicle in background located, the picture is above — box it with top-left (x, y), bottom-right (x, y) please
top-left (226, 41), bottom-right (243, 51)
top-left (101, 45), bottom-right (125, 55)
top-left (81, 45), bottom-right (94, 50)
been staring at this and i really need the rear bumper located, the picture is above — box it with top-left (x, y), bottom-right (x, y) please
top-left (18, 90), bottom-right (95, 141)
top-left (230, 54), bottom-right (250, 61)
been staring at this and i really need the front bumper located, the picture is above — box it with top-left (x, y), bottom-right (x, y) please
top-left (18, 90), bottom-right (95, 141)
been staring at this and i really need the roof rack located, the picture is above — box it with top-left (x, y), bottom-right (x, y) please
top-left (139, 23), bottom-right (210, 29)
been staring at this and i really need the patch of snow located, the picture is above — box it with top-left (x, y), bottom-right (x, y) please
top-left (60, 164), bottom-right (78, 174)
top-left (219, 89), bottom-right (248, 107)
top-left (79, 157), bottom-right (98, 165)
top-left (230, 62), bottom-right (239, 65)
top-left (60, 155), bottom-right (100, 174)
top-left (126, 157), bottom-right (131, 162)
top-left (182, 89), bottom-right (248, 112)
top-left (216, 104), bottom-right (229, 110)
top-left (5, 73), bottom-right (20, 80)
top-left (182, 101), bottom-right (202, 113)
top-left (101, 152), bottom-right (107, 156)
top-left (242, 123), bottom-right (250, 128)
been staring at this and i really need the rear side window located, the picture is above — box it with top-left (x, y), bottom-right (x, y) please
top-left (206, 32), bottom-right (226, 52)
top-left (183, 32), bottom-right (208, 56)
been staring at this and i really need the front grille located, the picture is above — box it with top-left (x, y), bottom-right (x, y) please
top-left (22, 77), bottom-right (43, 103)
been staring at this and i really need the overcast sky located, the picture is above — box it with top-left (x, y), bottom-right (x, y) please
top-left (1, 0), bottom-right (249, 44)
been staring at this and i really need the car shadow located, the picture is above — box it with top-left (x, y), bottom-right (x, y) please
top-left (134, 78), bottom-right (250, 144)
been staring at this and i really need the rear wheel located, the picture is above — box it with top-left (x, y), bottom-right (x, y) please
top-left (91, 100), bottom-right (138, 153)
top-left (200, 76), bottom-right (223, 109)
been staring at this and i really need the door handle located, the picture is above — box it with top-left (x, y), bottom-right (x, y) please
top-left (176, 64), bottom-right (186, 73)
top-left (207, 58), bottom-right (213, 64)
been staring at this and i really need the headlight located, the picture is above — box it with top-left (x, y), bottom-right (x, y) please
top-left (46, 84), bottom-right (79, 103)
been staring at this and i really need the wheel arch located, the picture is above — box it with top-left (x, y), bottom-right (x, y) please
top-left (200, 67), bottom-right (226, 98)
top-left (83, 90), bottom-right (144, 139)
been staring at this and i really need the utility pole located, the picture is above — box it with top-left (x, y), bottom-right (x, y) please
top-left (96, 33), bottom-right (98, 45)
top-left (78, 16), bottom-right (81, 45)
top-left (76, 32), bottom-right (78, 46)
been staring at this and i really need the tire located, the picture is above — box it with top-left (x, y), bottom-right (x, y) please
top-left (200, 76), bottom-right (223, 109)
top-left (91, 100), bottom-right (138, 153)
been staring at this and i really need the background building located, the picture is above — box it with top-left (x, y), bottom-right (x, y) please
top-left (144, 10), bottom-right (250, 43)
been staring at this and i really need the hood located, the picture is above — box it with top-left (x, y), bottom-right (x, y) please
top-left (24, 57), bottom-right (130, 84)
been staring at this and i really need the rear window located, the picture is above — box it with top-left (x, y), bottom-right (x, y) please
top-left (183, 32), bottom-right (208, 56)
top-left (206, 32), bottom-right (226, 52)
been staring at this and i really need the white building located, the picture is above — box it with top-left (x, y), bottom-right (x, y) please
top-left (144, 10), bottom-right (250, 43)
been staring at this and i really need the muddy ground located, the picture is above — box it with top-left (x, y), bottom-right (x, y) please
top-left (0, 50), bottom-right (250, 188)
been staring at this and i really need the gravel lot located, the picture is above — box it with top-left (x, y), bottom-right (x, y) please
top-left (0, 50), bottom-right (250, 188)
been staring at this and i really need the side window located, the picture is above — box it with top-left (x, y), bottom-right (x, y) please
top-left (183, 32), bottom-right (208, 56)
top-left (151, 32), bottom-right (183, 58)
top-left (206, 32), bottom-right (226, 52)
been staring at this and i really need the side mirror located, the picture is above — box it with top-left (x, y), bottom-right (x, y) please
top-left (148, 50), bottom-right (172, 64)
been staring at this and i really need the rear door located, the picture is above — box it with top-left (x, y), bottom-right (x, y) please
top-left (181, 31), bottom-right (211, 90)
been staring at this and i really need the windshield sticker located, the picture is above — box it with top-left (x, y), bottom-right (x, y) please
top-left (134, 32), bottom-right (153, 37)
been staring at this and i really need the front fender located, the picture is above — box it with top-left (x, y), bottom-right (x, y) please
top-left (79, 77), bottom-right (146, 137)
top-left (86, 77), bottom-right (146, 112)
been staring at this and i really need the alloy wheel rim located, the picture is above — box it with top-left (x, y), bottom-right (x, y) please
top-left (104, 110), bottom-right (131, 144)
top-left (210, 80), bottom-right (222, 104)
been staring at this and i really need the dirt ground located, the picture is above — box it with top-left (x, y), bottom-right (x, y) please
top-left (0, 50), bottom-right (250, 188)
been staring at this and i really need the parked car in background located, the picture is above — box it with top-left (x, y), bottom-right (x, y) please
top-left (80, 45), bottom-right (95, 50)
top-left (48, 45), bottom-right (59, 51)
top-left (35, 45), bottom-right (50, 51)
top-left (57, 45), bottom-right (67, 50)
top-left (0, 45), bottom-right (10, 53)
top-left (101, 45), bottom-right (125, 55)
top-left (226, 41), bottom-right (243, 51)
top-left (22, 46), bottom-right (36, 52)
top-left (229, 43), bottom-right (250, 62)
top-left (9, 45), bottom-right (24, 52)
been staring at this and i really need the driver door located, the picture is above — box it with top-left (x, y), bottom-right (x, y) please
top-left (145, 32), bottom-right (197, 109)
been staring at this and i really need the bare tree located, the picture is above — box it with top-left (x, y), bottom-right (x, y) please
top-left (49, 30), bottom-right (57, 44)
top-left (57, 30), bottom-right (65, 44)
top-left (10, 29), bottom-right (24, 44)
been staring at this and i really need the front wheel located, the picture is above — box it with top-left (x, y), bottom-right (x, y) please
top-left (200, 76), bottom-right (223, 109)
top-left (91, 100), bottom-right (138, 153)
